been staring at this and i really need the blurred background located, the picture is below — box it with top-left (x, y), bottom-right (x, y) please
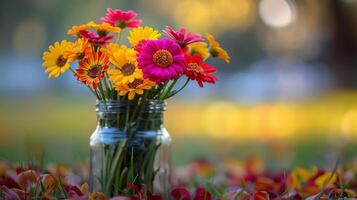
top-left (0, 0), bottom-right (356, 170)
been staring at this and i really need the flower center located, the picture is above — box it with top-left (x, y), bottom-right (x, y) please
top-left (116, 21), bottom-right (127, 29)
top-left (152, 50), bottom-right (173, 68)
top-left (179, 42), bottom-right (186, 49)
top-left (97, 30), bottom-right (108, 37)
top-left (77, 53), bottom-right (85, 60)
top-left (56, 55), bottom-right (67, 67)
top-left (209, 48), bottom-right (219, 57)
top-left (128, 79), bottom-right (143, 89)
top-left (188, 63), bottom-right (204, 73)
top-left (120, 63), bottom-right (136, 76)
top-left (88, 64), bottom-right (102, 78)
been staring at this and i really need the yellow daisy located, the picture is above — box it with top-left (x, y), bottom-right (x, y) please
top-left (108, 46), bottom-right (142, 84)
top-left (91, 22), bottom-right (121, 35)
top-left (187, 42), bottom-right (210, 59)
top-left (109, 45), bottom-right (136, 66)
top-left (205, 33), bottom-right (230, 63)
top-left (67, 21), bottom-right (95, 36)
top-left (128, 26), bottom-right (161, 47)
top-left (42, 40), bottom-right (72, 78)
top-left (63, 38), bottom-right (89, 62)
top-left (115, 78), bottom-right (155, 100)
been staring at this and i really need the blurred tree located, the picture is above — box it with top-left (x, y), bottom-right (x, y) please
top-left (329, 0), bottom-right (357, 88)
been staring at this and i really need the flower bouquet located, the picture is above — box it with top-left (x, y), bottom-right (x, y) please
top-left (42, 8), bottom-right (230, 197)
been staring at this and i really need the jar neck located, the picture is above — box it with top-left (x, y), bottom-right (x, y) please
top-left (96, 100), bottom-right (166, 131)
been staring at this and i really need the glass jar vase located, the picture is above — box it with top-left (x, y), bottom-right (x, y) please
top-left (89, 100), bottom-right (171, 197)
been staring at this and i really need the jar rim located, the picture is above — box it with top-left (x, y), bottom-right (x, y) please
top-left (96, 99), bottom-right (167, 112)
top-left (96, 99), bottom-right (165, 104)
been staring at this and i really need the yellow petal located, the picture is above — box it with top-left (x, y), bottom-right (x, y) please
top-left (49, 68), bottom-right (60, 77)
top-left (136, 89), bottom-right (144, 95)
top-left (315, 172), bottom-right (337, 189)
top-left (119, 91), bottom-right (127, 96)
top-left (45, 66), bottom-right (57, 73)
top-left (128, 91), bottom-right (136, 100)
top-left (128, 76), bottom-right (135, 82)
top-left (80, 182), bottom-right (90, 195)
top-left (205, 33), bottom-right (219, 48)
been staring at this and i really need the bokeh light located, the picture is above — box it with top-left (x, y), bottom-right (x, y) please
top-left (172, 0), bottom-right (255, 33)
top-left (13, 19), bottom-right (47, 55)
top-left (259, 0), bottom-right (296, 28)
top-left (341, 109), bottom-right (357, 138)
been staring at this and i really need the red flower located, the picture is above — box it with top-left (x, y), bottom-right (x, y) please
top-left (170, 187), bottom-right (191, 200)
top-left (111, 183), bottom-right (163, 200)
top-left (0, 176), bottom-right (19, 189)
top-left (184, 54), bottom-right (217, 87)
top-left (193, 187), bottom-right (212, 200)
top-left (170, 187), bottom-right (212, 200)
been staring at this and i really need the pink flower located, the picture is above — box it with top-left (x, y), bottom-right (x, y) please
top-left (101, 8), bottom-right (142, 29)
top-left (164, 26), bottom-right (203, 48)
top-left (79, 30), bottom-right (114, 46)
top-left (137, 38), bottom-right (185, 83)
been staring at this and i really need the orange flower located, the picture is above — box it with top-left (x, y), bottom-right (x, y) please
top-left (91, 22), bottom-right (121, 35)
top-left (17, 170), bottom-right (38, 190)
top-left (187, 42), bottom-right (209, 59)
top-left (76, 48), bottom-right (109, 89)
top-left (115, 78), bottom-right (155, 100)
top-left (41, 174), bottom-right (57, 192)
top-left (206, 33), bottom-right (230, 63)
top-left (68, 183), bottom-right (107, 200)
top-left (67, 21), bottom-right (95, 36)
top-left (64, 38), bottom-right (89, 62)
top-left (253, 191), bottom-right (270, 200)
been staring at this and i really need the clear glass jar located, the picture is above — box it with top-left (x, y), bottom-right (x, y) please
top-left (89, 100), bottom-right (171, 197)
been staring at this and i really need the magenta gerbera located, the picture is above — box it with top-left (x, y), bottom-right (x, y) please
top-left (163, 26), bottom-right (203, 48)
top-left (137, 38), bottom-right (185, 83)
top-left (100, 8), bottom-right (142, 29)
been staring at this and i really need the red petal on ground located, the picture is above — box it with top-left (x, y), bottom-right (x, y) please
top-left (170, 187), bottom-right (191, 200)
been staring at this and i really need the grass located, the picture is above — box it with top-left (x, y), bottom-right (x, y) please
top-left (0, 94), bottom-right (356, 169)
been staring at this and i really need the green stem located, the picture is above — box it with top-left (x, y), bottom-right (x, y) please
top-left (103, 140), bottom-right (127, 196)
top-left (152, 82), bottom-right (166, 99)
top-left (98, 81), bottom-right (107, 101)
top-left (105, 73), bottom-right (116, 99)
top-left (102, 73), bottom-right (113, 99)
top-left (123, 98), bottom-right (131, 134)
top-left (129, 91), bottom-right (149, 128)
top-left (159, 79), bottom-right (178, 99)
top-left (116, 31), bottom-right (122, 44)
top-left (163, 78), bottom-right (190, 99)
top-left (104, 72), bottom-right (112, 90)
